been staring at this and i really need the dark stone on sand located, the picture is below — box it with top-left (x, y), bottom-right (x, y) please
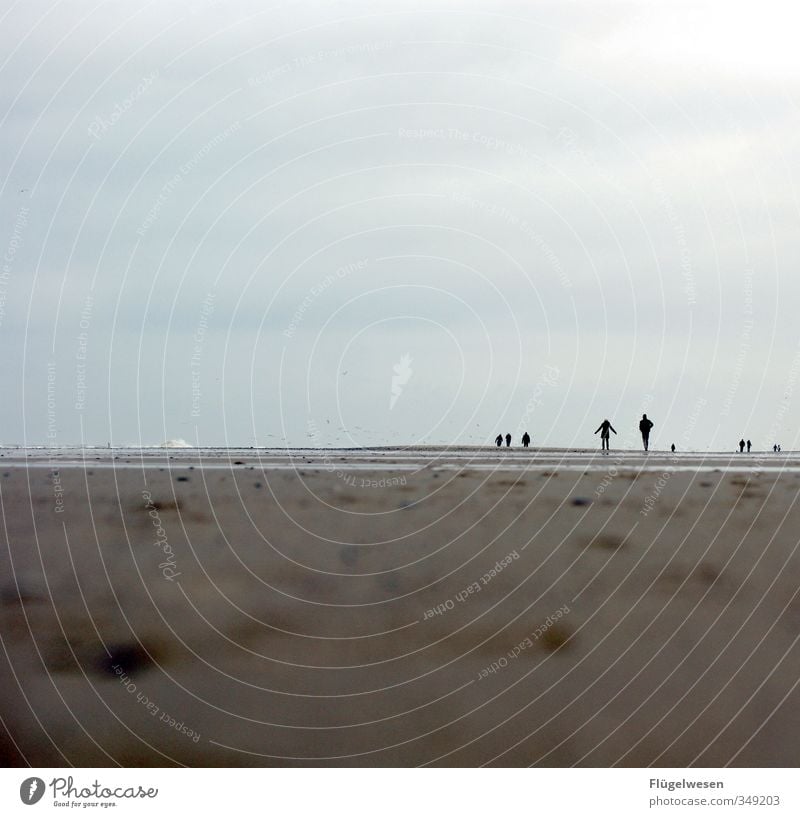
top-left (339, 547), bottom-right (359, 567)
top-left (571, 497), bottom-right (592, 506)
top-left (96, 643), bottom-right (153, 677)
top-left (696, 563), bottom-right (720, 584)
top-left (540, 624), bottom-right (574, 651)
top-left (1, 581), bottom-right (46, 606)
top-left (176, 476), bottom-right (189, 482)
top-left (592, 534), bottom-right (626, 550)
top-left (147, 499), bottom-right (181, 511)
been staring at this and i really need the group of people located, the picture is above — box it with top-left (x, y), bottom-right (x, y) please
top-left (495, 432), bottom-right (531, 448)
top-left (495, 414), bottom-right (656, 453)
top-left (593, 415), bottom-right (655, 452)
top-left (495, 416), bottom-right (784, 453)
top-left (736, 439), bottom-right (782, 453)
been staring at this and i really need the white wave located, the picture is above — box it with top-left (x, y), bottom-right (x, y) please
top-left (161, 438), bottom-right (193, 448)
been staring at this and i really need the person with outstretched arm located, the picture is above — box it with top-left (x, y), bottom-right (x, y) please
top-left (594, 419), bottom-right (617, 452)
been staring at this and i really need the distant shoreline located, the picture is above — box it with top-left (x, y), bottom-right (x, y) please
top-left (0, 444), bottom-right (794, 454)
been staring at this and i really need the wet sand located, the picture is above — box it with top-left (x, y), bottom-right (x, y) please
top-left (1, 447), bottom-right (799, 766)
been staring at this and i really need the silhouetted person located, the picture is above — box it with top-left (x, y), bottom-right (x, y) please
top-left (522, 432), bottom-right (530, 448)
top-left (746, 439), bottom-right (751, 453)
top-left (639, 414), bottom-right (654, 452)
top-left (778, 444), bottom-right (782, 452)
top-left (671, 443), bottom-right (675, 453)
top-left (505, 433), bottom-right (511, 447)
top-left (594, 419), bottom-right (617, 452)
top-left (739, 439), bottom-right (745, 453)
top-left (495, 434), bottom-right (503, 448)
top-left (773, 444), bottom-right (778, 453)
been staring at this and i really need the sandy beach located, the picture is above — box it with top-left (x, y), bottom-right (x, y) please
top-left (1, 446), bottom-right (799, 767)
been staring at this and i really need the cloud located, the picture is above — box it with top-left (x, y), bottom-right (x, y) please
top-left (1, 0), bottom-right (798, 449)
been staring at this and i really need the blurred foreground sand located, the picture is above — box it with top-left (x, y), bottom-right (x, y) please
top-left (1, 448), bottom-right (799, 766)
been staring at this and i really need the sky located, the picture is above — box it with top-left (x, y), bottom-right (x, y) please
top-left (2, 0), bottom-right (800, 450)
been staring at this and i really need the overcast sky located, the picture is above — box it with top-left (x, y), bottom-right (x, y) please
top-left (2, 0), bottom-right (800, 450)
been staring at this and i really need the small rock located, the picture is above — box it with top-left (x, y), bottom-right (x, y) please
top-left (96, 643), bottom-right (153, 677)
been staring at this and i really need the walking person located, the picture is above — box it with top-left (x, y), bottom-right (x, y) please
top-left (521, 432), bottom-right (531, 448)
top-left (495, 434), bottom-right (503, 448)
top-left (739, 439), bottom-right (745, 453)
top-left (505, 433), bottom-right (511, 448)
top-left (746, 439), bottom-right (752, 453)
top-left (594, 419), bottom-right (617, 452)
top-left (671, 443), bottom-right (675, 453)
top-left (639, 414), bottom-right (654, 452)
